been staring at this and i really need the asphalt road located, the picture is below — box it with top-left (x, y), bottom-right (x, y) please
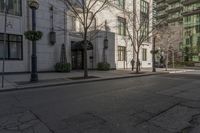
top-left (0, 73), bottom-right (200, 133)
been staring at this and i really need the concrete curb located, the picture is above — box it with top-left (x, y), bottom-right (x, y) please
top-left (0, 72), bottom-right (167, 93)
top-left (169, 69), bottom-right (195, 74)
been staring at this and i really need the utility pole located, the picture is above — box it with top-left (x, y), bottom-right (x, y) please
top-left (2, 0), bottom-right (8, 88)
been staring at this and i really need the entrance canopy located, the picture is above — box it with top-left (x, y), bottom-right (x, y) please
top-left (71, 40), bottom-right (93, 50)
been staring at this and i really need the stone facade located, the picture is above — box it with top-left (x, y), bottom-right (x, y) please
top-left (0, 0), bottom-right (152, 73)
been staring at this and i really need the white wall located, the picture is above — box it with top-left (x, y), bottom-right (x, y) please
top-left (35, 0), bottom-right (69, 71)
top-left (0, 0), bottom-right (153, 72)
top-left (91, 31), bottom-right (116, 69)
top-left (0, 0), bottom-right (71, 73)
top-left (0, 1), bottom-right (29, 73)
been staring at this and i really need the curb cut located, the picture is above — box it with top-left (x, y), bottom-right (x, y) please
top-left (0, 72), bottom-right (167, 93)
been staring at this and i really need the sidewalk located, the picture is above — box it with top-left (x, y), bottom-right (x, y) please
top-left (0, 68), bottom-right (194, 92)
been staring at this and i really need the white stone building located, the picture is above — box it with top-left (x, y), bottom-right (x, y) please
top-left (0, 0), bottom-right (153, 73)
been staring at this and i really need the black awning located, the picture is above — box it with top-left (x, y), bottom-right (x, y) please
top-left (71, 40), bottom-right (93, 50)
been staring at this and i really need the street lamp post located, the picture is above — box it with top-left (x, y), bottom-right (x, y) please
top-left (152, 36), bottom-right (156, 72)
top-left (103, 38), bottom-right (108, 62)
top-left (103, 20), bottom-right (108, 63)
top-left (2, 0), bottom-right (8, 88)
top-left (29, 0), bottom-right (39, 82)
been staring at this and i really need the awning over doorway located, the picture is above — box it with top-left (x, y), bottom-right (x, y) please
top-left (71, 40), bottom-right (93, 50)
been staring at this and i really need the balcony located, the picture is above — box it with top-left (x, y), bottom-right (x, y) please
top-left (155, 0), bottom-right (165, 4)
top-left (167, 16), bottom-right (183, 23)
top-left (156, 13), bottom-right (168, 19)
top-left (155, 4), bottom-right (168, 11)
top-left (167, 6), bottom-right (183, 13)
top-left (183, 22), bottom-right (200, 28)
top-left (182, 7), bottom-right (200, 16)
top-left (182, 0), bottom-right (199, 5)
top-left (166, 0), bottom-right (180, 4)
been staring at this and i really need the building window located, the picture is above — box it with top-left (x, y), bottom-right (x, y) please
top-left (0, 33), bottom-right (23, 60)
top-left (117, 0), bottom-right (125, 9)
top-left (0, 0), bottom-right (22, 16)
top-left (118, 17), bottom-right (126, 36)
top-left (70, 16), bottom-right (76, 31)
top-left (190, 36), bottom-right (193, 44)
top-left (118, 46), bottom-right (126, 61)
top-left (196, 25), bottom-right (200, 33)
top-left (142, 48), bottom-right (147, 61)
top-left (198, 37), bottom-right (200, 46)
top-left (140, 0), bottom-right (149, 14)
top-left (0, 1), bottom-right (3, 13)
top-left (186, 38), bottom-right (190, 45)
top-left (140, 0), bottom-right (149, 41)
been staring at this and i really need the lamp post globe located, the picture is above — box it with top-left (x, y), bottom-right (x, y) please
top-left (28, 0), bottom-right (39, 10)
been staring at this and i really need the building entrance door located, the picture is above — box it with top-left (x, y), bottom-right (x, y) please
top-left (71, 50), bottom-right (83, 70)
top-left (71, 41), bottom-right (93, 70)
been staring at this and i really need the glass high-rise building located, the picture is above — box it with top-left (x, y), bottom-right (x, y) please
top-left (154, 0), bottom-right (200, 62)
top-left (182, 0), bottom-right (200, 61)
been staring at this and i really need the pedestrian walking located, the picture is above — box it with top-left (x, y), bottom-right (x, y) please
top-left (138, 61), bottom-right (141, 71)
top-left (131, 59), bottom-right (135, 71)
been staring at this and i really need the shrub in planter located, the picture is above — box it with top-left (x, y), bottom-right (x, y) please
top-left (24, 31), bottom-right (43, 41)
top-left (55, 63), bottom-right (71, 72)
top-left (97, 62), bottom-right (110, 71)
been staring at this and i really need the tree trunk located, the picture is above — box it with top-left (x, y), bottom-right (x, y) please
top-left (172, 50), bottom-right (175, 68)
top-left (83, 32), bottom-right (88, 78)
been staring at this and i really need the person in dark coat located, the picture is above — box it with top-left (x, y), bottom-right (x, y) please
top-left (131, 59), bottom-right (135, 71)
top-left (139, 61), bottom-right (141, 71)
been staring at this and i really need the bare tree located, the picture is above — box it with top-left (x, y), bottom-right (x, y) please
top-left (156, 25), bottom-right (183, 70)
top-left (62, 0), bottom-right (111, 78)
top-left (121, 0), bottom-right (163, 73)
